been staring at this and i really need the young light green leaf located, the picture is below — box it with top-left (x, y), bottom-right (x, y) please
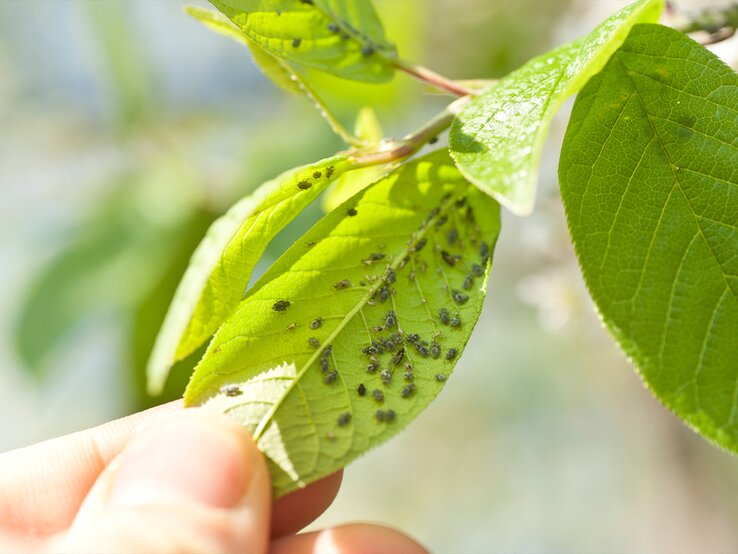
top-left (449, 0), bottom-right (664, 216)
top-left (147, 155), bottom-right (355, 395)
top-left (560, 25), bottom-right (738, 453)
top-left (184, 151), bottom-right (501, 497)
top-left (208, 0), bottom-right (397, 83)
top-left (322, 106), bottom-right (386, 211)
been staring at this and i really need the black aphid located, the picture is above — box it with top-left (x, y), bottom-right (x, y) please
top-left (391, 347), bottom-right (405, 367)
top-left (387, 268), bottom-right (396, 284)
top-left (322, 345), bottom-right (333, 358)
top-left (358, 383), bottom-right (367, 396)
top-left (403, 370), bottom-right (414, 382)
top-left (381, 337), bottom-right (396, 352)
top-left (415, 344), bottom-right (430, 357)
top-left (360, 280), bottom-right (367, 287)
top-left (406, 333), bottom-right (420, 343)
top-left (471, 263), bottom-right (484, 277)
top-left (385, 310), bottom-right (397, 329)
top-left (372, 389), bottom-right (384, 402)
top-left (369, 252), bottom-right (385, 261)
top-left (442, 250), bottom-right (461, 266)
top-left (220, 384), bottom-right (242, 397)
top-left (449, 317), bottom-right (461, 328)
top-left (480, 241), bottom-right (490, 258)
top-left (398, 256), bottom-right (410, 270)
top-left (300, 0), bottom-right (314, 4)
top-left (430, 341), bottom-right (441, 359)
top-left (292, 38), bottom-right (302, 48)
top-left (362, 345), bottom-right (379, 356)
top-left (439, 308), bottom-right (450, 325)
top-left (325, 370), bottom-right (338, 384)
top-left (326, 166), bottom-right (335, 178)
top-left (337, 412), bottom-right (351, 426)
top-left (308, 337), bottom-right (320, 349)
top-left (327, 22), bottom-right (340, 33)
top-left (321, 358), bottom-right (330, 373)
top-left (340, 32), bottom-right (350, 40)
top-left (347, 208), bottom-right (358, 217)
top-left (378, 287), bottom-right (390, 302)
top-left (366, 360), bottom-right (380, 373)
top-left (391, 332), bottom-right (403, 344)
top-left (361, 45), bottom-right (374, 56)
top-left (312, 170), bottom-right (322, 179)
top-left (463, 275), bottom-right (474, 290)
top-left (306, 241), bottom-right (316, 248)
top-left (424, 207), bottom-right (440, 225)
top-left (381, 370), bottom-right (392, 384)
top-left (447, 229), bottom-right (458, 244)
top-left (446, 348), bottom-right (458, 361)
top-left (413, 238), bottom-right (427, 252)
top-left (310, 317), bottom-right (323, 330)
top-left (375, 409), bottom-right (386, 422)
top-left (429, 136), bottom-right (439, 144)
top-left (385, 409), bottom-right (396, 422)
top-left (436, 215), bottom-right (448, 227)
top-left (334, 279), bottom-right (352, 290)
top-left (297, 180), bottom-right (312, 190)
top-left (273, 300), bottom-right (291, 311)
top-left (452, 289), bottom-right (469, 305)
top-left (401, 383), bottom-right (416, 398)
top-left (435, 373), bottom-right (447, 382)
top-left (371, 340), bottom-right (385, 355)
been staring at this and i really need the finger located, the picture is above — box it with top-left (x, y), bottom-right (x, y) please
top-left (269, 523), bottom-right (428, 554)
top-left (271, 471), bottom-right (343, 538)
top-left (53, 412), bottom-right (270, 554)
top-left (0, 401), bottom-right (182, 538)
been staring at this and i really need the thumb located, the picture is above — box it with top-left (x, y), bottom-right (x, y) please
top-left (53, 412), bottom-right (270, 554)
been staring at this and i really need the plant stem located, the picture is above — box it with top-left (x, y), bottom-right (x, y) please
top-left (668, 1), bottom-right (738, 45)
top-left (393, 59), bottom-right (477, 97)
top-left (350, 96), bottom-right (471, 166)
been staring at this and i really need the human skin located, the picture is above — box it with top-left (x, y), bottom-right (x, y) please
top-left (0, 402), bottom-right (428, 554)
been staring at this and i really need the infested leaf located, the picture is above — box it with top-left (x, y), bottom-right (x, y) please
top-left (184, 150), bottom-right (501, 497)
top-left (449, 0), bottom-right (664, 215)
top-left (207, 0), bottom-right (397, 83)
top-left (560, 25), bottom-right (738, 453)
top-left (147, 154), bottom-right (356, 394)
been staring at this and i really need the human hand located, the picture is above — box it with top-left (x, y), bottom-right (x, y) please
top-left (0, 403), bottom-right (427, 554)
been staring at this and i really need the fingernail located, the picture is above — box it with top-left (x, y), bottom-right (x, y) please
top-left (108, 413), bottom-right (254, 509)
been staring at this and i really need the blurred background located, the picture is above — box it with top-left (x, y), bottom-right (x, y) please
top-left (1, 0), bottom-right (737, 551)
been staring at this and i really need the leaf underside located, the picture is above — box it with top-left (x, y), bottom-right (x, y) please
top-left (147, 154), bottom-right (354, 394)
top-left (449, 0), bottom-right (664, 215)
top-left (560, 24), bottom-right (738, 453)
top-left (184, 150), bottom-right (501, 497)
top-left (208, 0), bottom-right (397, 83)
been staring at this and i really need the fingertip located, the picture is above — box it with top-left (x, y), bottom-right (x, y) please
top-left (271, 471), bottom-right (343, 538)
top-left (269, 523), bottom-right (428, 554)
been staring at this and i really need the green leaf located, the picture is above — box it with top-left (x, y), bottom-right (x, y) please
top-left (207, 0), bottom-right (397, 83)
top-left (184, 150), bottom-right (500, 497)
top-left (147, 155), bottom-right (355, 394)
top-left (559, 25), bottom-right (738, 453)
top-left (322, 106), bottom-right (386, 211)
top-left (449, 0), bottom-right (664, 216)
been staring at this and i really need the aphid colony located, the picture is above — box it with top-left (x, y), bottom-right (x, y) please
top-left (264, 189), bottom-right (489, 436)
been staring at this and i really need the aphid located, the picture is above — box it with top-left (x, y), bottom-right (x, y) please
top-left (362, 345), bottom-right (379, 356)
top-left (327, 22), bottom-right (340, 33)
top-left (372, 389), bottom-right (384, 402)
top-left (463, 275), bottom-right (474, 290)
top-left (310, 317), bottom-right (323, 330)
top-left (441, 250), bottom-right (461, 266)
top-left (381, 370), bottom-right (392, 385)
top-left (375, 409), bottom-right (386, 422)
top-left (369, 252), bottom-right (386, 261)
top-left (286, 322), bottom-right (297, 331)
top-left (446, 348), bottom-right (458, 361)
top-left (337, 412), bottom-right (351, 426)
top-left (273, 300), bottom-right (291, 312)
top-left (424, 207), bottom-right (440, 225)
top-left (297, 180), bottom-right (312, 190)
top-left (428, 136), bottom-right (439, 144)
top-left (326, 166), bottom-right (335, 178)
top-left (385, 409), bottom-right (396, 422)
top-left (360, 281), bottom-right (367, 287)
top-left (401, 383), bottom-right (416, 398)
top-left (406, 333), bottom-right (420, 343)
top-left (391, 347), bottom-right (405, 367)
top-left (300, 0), bottom-right (314, 4)
top-left (220, 384), bottom-right (241, 397)
top-left (403, 370), bottom-right (414, 382)
top-left (408, 271), bottom-right (416, 281)
top-left (325, 370), bottom-right (338, 384)
top-left (321, 358), bottom-right (330, 373)
top-left (213, 346), bottom-right (221, 354)
top-left (413, 238), bottom-right (427, 252)
top-left (452, 289), bottom-right (469, 305)
top-left (436, 215), bottom-right (448, 227)
top-left (292, 38), bottom-right (302, 48)
top-left (391, 332), bottom-right (404, 344)
top-left (334, 279), bottom-right (352, 290)
top-left (340, 32), bottom-right (350, 40)
top-left (430, 341), bottom-right (441, 359)
top-left (385, 310), bottom-right (397, 329)
top-left (313, 171), bottom-right (322, 179)
top-left (435, 373), bottom-right (447, 382)
top-left (358, 383), bottom-right (367, 396)
top-left (439, 308), bottom-right (450, 325)
top-left (361, 45), bottom-right (374, 56)
top-left (378, 287), bottom-right (390, 302)
top-left (457, 196), bottom-right (467, 207)
top-left (415, 343), bottom-right (430, 357)
top-left (471, 263), bottom-right (484, 277)
top-left (306, 241), bottom-right (317, 248)
top-left (398, 256), bottom-right (410, 270)
top-left (480, 241), bottom-right (490, 258)
top-left (347, 208), bottom-right (358, 217)
top-left (308, 337), bottom-right (320, 349)
top-left (322, 345), bottom-right (333, 358)
top-left (371, 340), bottom-right (385, 355)
top-left (381, 337), bottom-right (396, 352)
top-left (387, 268), bottom-right (396, 284)
top-left (447, 229), bottom-right (458, 245)
top-left (366, 360), bottom-right (380, 373)
top-left (449, 317), bottom-right (461, 328)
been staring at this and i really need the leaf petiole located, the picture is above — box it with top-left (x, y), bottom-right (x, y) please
top-left (392, 59), bottom-right (478, 97)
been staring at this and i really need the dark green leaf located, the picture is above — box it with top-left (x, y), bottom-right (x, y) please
top-left (184, 150), bottom-right (501, 497)
top-left (560, 24), bottom-right (738, 453)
